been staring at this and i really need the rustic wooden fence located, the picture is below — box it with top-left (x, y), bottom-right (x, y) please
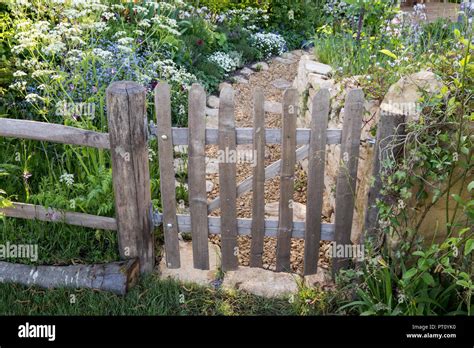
top-left (0, 78), bottom-right (398, 293)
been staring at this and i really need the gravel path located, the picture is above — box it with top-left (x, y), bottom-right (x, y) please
top-left (204, 50), bottom-right (331, 274)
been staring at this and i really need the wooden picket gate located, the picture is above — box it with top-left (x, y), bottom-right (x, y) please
top-left (155, 82), bottom-right (365, 276)
top-left (0, 78), bottom-right (380, 294)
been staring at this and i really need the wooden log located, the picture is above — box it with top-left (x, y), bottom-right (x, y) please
top-left (333, 89), bottom-right (365, 275)
top-left (188, 83), bottom-right (209, 270)
top-left (0, 259), bottom-right (139, 295)
top-left (276, 89), bottom-right (298, 272)
top-left (207, 144), bottom-right (309, 213)
top-left (107, 81), bottom-right (154, 274)
top-left (155, 82), bottom-right (180, 269)
top-left (153, 213), bottom-right (336, 240)
top-left (169, 127), bottom-right (342, 146)
top-left (218, 86), bottom-right (239, 271)
top-left (0, 203), bottom-right (117, 230)
top-left (0, 118), bottom-right (110, 149)
top-left (250, 88), bottom-right (266, 268)
top-left (363, 111), bottom-right (405, 243)
top-left (304, 89), bottom-right (330, 276)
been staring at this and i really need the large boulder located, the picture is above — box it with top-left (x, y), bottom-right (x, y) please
top-left (380, 70), bottom-right (443, 122)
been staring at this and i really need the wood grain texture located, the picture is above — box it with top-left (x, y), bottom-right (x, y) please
top-left (153, 212), bottom-right (336, 240)
top-left (0, 118), bottom-right (110, 149)
top-left (107, 81), bottom-right (154, 274)
top-left (333, 89), bottom-right (364, 275)
top-left (0, 202), bottom-right (117, 230)
top-left (304, 89), bottom-right (330, 275)
top-left (188, 83), bottom-right (209, 269)
top-left (218, 86), bottom-right (239, 271)
top-left (250, 88), bottom-right (266, 268)
top-left (363, 110), bottom-right (405, 243)
top-left (155, 82), bottom-right (180, 269)
top-left (276, 89), bottom-right (298, 272)
top-left (0, 259), bottom-right (139, 295)
top-left (169, 127), bottom-right (341, 145)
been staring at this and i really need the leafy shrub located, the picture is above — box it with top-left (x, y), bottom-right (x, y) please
top-left (267, 0), bottom-right (327, 49)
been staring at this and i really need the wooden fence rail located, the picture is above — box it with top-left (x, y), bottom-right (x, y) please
top-left (0, 78), bottom-right (372, 294)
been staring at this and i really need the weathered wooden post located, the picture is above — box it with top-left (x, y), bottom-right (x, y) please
top-left (363, 110), bottom-right (405, 245)
top-left (106, 81), bottom-right (154, 274)
top-left (333, 89), bottom-right (364, 276)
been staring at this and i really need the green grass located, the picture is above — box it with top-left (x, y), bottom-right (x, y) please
top-left (0, 219), bottom-right (120, 265)
top-left (0, 275), bottom-right (300, 316)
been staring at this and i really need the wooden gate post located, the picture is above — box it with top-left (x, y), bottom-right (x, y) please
top-left (363, 110), bottom-right (405, 244)
top-left (106, 81), bottom-right (154, 274)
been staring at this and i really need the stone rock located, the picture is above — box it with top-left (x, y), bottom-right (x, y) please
top-left (158, 241), bottom-right (221, 287)
top-left (304, 267), bottom-right (332, 288)
top-left (206, 180), bottom-right (214, 193)
top-left (291, 49), bottom-right (305, 57)
top-left (274, 57), bottom-right (296, 65)
top-left (295, 55), bottom-right (311, 94)
top-left (251, 61), bottom-right (269, 71)
top-left (272, 78), bottom-right (292, 90)
top-left (205, 116), bottom-right (218, 128)
top-left (380, 70), bottom-right (443, 122)
top-left (239, 67), bottom-right (254, 77)
top-left (206, 107), bottom-right (219, 117)
top-left (205, 158), bottom-right (219, 174)
top-left (174, 145), bottom-right (188, 155)
top-left (305, 61), bottom-right (332, 76)
top-left (264, 100), bottom-right (283, 114)
top-left (308, 73), bottom-right (334, 90)
top-left (233, 75), bottom-right (248, 84)
top-left (219, 82), bottom-right (232, 91)
top-left (282, 52), bottom-right (296, 60)
top-left (222, 266), bottom-right (300, 298)
top-left (265, 201), bottom-right (306, 221)
top-left (207, 95), bottom-right (220, 109)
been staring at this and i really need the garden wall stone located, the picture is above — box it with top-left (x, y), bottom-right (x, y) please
top-left (293, 55), bottom-right (377, 244)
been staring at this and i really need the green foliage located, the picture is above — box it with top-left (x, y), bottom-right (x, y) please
top-left (267, 0), bottom-right (327, 49)
top-left (340, 27), bottom-right (474, 316)
top-left (193, 0), bottom-right (271, 13)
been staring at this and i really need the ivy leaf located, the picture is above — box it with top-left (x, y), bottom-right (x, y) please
top-left (464, 239), bottom-right (474, 256)
top-left (379, 49), bottom-right (397, 60)
top-left (421, 273), bottom-right (435, 286)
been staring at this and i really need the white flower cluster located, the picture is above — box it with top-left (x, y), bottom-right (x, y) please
top-left (207, 51), bottom-right (239, 73)
top-left (59, 173), bottom-right (75, 186)
top-left (151, 59), bottom-right (196, 87)
top-left (249, 32), bottom-right (286, 59)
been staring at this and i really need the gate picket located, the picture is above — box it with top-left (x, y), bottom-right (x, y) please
top-left (276, 88), bottom-right (298, 272)
top-left (188, 83), bottom-right (210, 270)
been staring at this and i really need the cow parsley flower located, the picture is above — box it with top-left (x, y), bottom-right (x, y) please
top-left (60, 173), bottom-right (75, 186)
